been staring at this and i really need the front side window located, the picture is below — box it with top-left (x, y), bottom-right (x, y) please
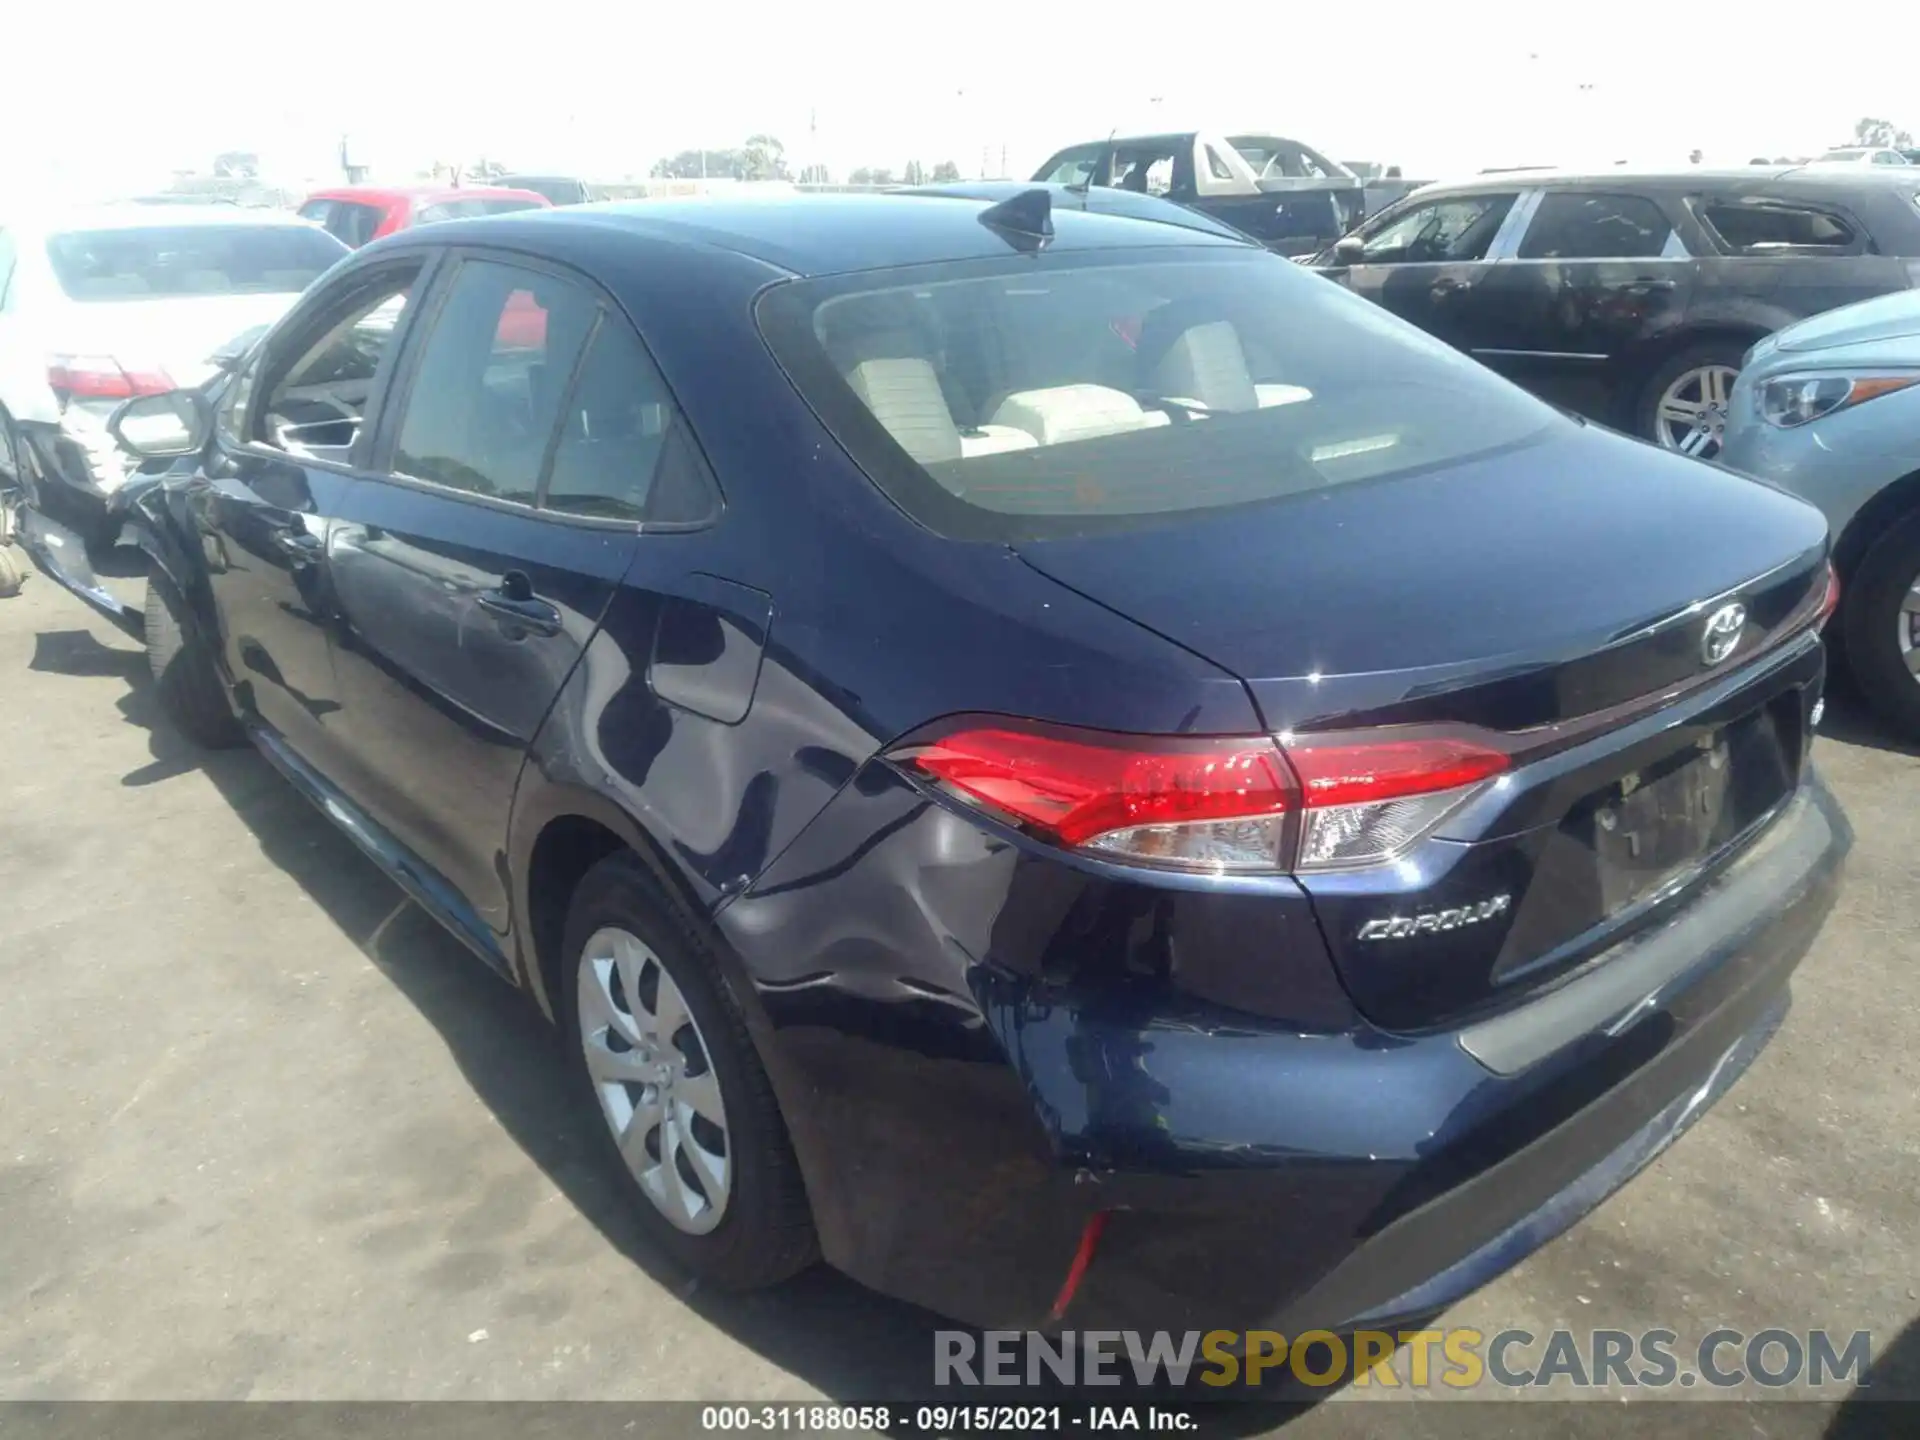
top-left (253, 265), bottom-right (424, 460)
top-left (45, 225), bottom-right (346, 301)
top-left (1695, 197), bottom-right (1858, 253)
top-left (1358, 194), bottom-right (1516, 263)
top-left (1517, 191), bottom-right (1674, 260)
top-left (757, 247), bottom-right (1559, 541)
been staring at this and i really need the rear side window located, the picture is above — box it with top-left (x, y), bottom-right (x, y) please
top-left (1694, 197), bottom-right (1859, 253)
top-left (298, 200), bottom-right (335, 230)
top-left (45, 225), bottom-right (346, 300)
top-left (543, 319), bottom-right (679, 521)
top-left (392, 260), bottom-right (597, 504)
top-left (1517, 191), bottom-right (1674, 259)
top-left (1039, 145), bottom-right (1101, 186)
top-left (757, 248), bottom-right (1559, 541)
top-left (328, 204), bottom-right (385, 248)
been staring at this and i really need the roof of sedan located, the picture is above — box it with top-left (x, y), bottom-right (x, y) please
top-left (1419, 165), bottom-right (1920, 193)
top-left (409, 190), bottom-right (1253, 277)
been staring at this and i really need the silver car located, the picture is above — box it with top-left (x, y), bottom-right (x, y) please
top-left (1720, 290), bottom-right (1920, 735)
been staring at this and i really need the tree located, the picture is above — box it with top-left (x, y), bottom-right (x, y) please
top-left (797, 163), bottom-right (831, 185)
top-left (651, 148), bottom-right (747, 180)
top-left (1854, 117), bottom-right (1915, 148)
top-left (848, 167), bottom-right (873, 185)
top-left (741, 133), bottom-right (790, 181)
top-left (931, 160), bottom-right (961, 182)
top-left (903, 159), bottom-right (925, 185)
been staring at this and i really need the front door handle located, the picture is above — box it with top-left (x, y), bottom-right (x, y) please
top-left (1625, 277), bottom-right (1678, 292)
top-left (271, 528), bottom-right (323, 561)
top-left (1430, 276), bottom-right (1473, 295)
top-left (477, 571), bottom-right (562, 637)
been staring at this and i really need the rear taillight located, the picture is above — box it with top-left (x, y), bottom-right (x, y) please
top-left (46, 355), bottom-right (173, 403)
top-left (1817, 562), bottom-right (1841, 624)
top-left (1285, 733), bottom-right (1511, 870)
top-left (888, 720), bottom-right (1508, 874)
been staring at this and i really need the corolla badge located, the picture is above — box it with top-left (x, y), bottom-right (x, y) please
top-left (1701, 602), bottom-right (1747, 666)
top-left (1357, 894), bottom-right (1511, 942)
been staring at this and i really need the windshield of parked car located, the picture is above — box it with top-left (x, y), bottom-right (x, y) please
top-left (758, 246), bottom-right (1560, 540)
top-left (46, 225), bottom-right (346, 301)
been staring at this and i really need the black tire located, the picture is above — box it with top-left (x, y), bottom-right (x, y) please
top-left (560, 850), bottom-right (818, 1289)
top-left (144, 576), bottom-right (244, 749)
top-left (1632, 340), bottom-right (1749, 454)
top-left (1839, 508), bottom-right (1920, 741)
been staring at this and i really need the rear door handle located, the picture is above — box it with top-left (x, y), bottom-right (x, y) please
top-left (1625, 277), bottom-right (1678, 292)
top-left (477, 572), bottom-right (563, 637)
top-left (1430, 276), bottom-right (1473, 294)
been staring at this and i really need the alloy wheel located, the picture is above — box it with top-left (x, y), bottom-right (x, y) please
top-left (1655, 364), bottom-right (1740, 459)
top-left (1900, 576), bottom-right (1920, 688)
top-left (576, 926), bottom-right (732, 1234)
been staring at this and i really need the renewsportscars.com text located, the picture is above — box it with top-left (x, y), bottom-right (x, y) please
top-left (935, 1327), bottom-right (1874, 1391)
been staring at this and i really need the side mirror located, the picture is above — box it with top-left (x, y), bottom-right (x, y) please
top-left (106, 389), bottom-right (212, 460)
top-left (1333, 235), bottom-right (1366, 265)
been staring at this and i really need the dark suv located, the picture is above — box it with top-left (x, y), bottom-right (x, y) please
top-left (20, 193), bottom-right (1847, 1339)
top-left (1314, 167), bottom-right (1920, 459)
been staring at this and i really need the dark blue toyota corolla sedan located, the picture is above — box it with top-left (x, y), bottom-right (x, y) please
top-left (40, 189), bottom-right (1848, 1338)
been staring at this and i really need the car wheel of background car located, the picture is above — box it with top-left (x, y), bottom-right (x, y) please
top-left (144, 576), bottom-right (244, 749)
top-left (1839, 507), bottom-right (1920, 740)
top-left (1637, 343), bottom-right (1746, 460)
top-left (560, 850), bottom-right (818, 1290)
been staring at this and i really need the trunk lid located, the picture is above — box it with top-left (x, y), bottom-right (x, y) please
top-left (52, 293), bottom-right (300, 388)
top-left (1013, 421), bottom-right (1827, 735)
top-left (1016, 420), bottom-right (1830, 1030)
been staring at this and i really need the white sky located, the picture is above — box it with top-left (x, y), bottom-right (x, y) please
top-left (2, 1), bottom-right (1915, 201)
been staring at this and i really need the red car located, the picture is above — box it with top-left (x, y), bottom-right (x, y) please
top-left (296, 185), bottom-right (553, 249)
top-left (297, 186), bottom-right (554, 348)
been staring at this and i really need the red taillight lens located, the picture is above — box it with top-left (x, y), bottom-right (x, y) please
top-left (889, 720), bottom-right (1510, 874)
top-left (1286, 732), bottom-right (1510, 870)
top-left (1817, 563), bottom-right (1840, 625)
top-left (46, 355), bottom-right (173, 402)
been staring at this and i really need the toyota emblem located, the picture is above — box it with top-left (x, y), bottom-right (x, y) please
top-left (1701, 602), bottom-right (1747, 666)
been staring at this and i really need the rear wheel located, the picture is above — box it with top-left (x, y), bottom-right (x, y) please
top-left (1839, 509), bottom-right (1920, 740)
top-left (560, 850), bottom-right (817, 1289)
top-left (1636, 343), bottom-right (1746, 459)
top-left (145, 576), bottom-right (244, 749)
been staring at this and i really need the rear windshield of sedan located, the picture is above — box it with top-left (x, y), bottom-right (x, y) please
top-left (47, 225), bottom-right (345, 302)
top-left (413, 198), bottom-right (545, 224)
top-left (757, 246), bottom-right (1559, 540)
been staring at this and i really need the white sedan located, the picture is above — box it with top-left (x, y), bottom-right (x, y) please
top-left (0, 204), bottom-right (347, 541)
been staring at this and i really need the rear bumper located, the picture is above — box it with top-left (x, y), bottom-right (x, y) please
top-left (728, 767), bottom-right (1848, 1333)
top-left (1070, 777), bottom-right (1847, 1335)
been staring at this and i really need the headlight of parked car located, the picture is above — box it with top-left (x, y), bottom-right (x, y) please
top-left (1757, 372), bottom-right (1920, 428)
